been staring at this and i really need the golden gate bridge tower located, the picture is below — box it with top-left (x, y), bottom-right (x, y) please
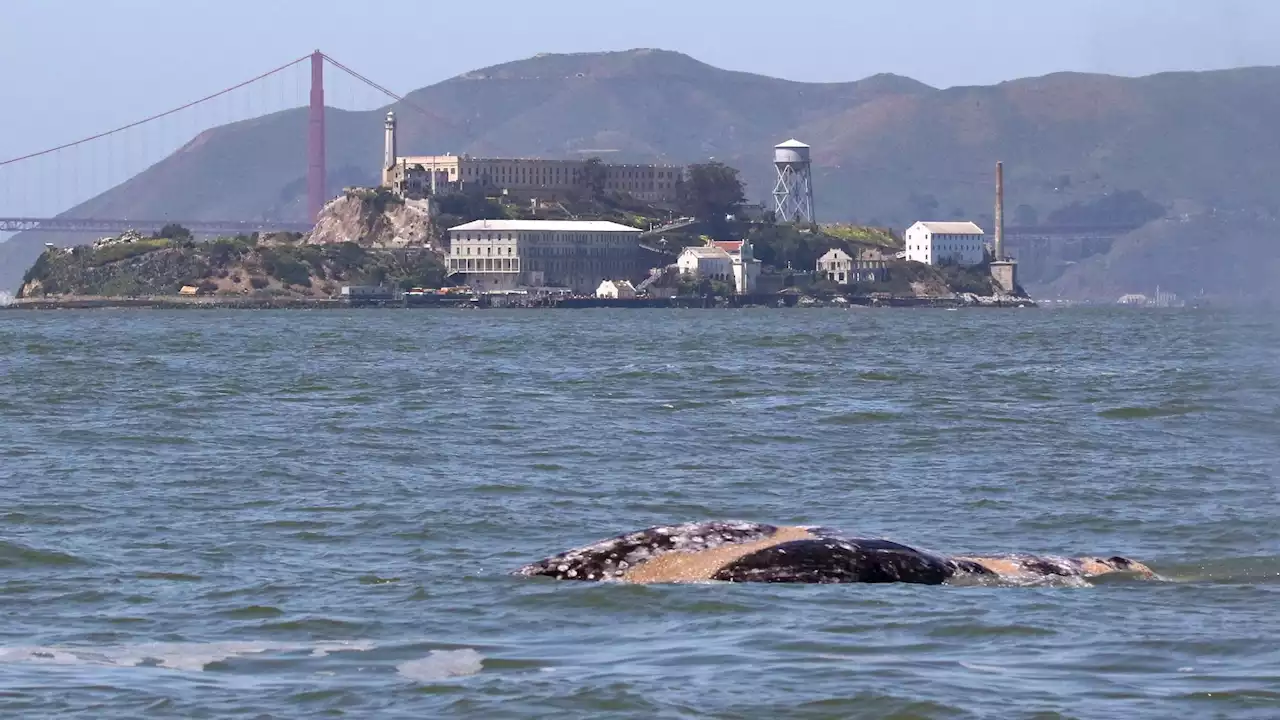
top-left (0, 49), bottom-right (452, 237)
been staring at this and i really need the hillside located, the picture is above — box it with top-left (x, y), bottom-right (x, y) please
top-left (17, 193), bottom-right (448, 299)
top-left (4, 48), bottom-right (1280, 299)
top-left (18, 232), bottom-right (446, 300)
top-left (1045, 211), bottom-right (1280, 304)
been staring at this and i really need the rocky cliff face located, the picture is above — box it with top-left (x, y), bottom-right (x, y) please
top-left (307, 189), bottom-right (437, 249)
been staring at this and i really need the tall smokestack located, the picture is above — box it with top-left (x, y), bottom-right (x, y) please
top-left (994, 161), bottom-right (1005, 261)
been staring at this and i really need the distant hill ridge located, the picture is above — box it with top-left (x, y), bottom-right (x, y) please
top-left (3, 48), bottom-right (1280, 301)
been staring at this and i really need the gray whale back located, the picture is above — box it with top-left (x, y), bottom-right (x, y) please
top-left (711, 538), bottom-right (960, 584)
top-left (515, 521), bottom-right (1154, 585)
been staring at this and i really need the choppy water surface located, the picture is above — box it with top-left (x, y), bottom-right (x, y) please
top-left (1, 307), bottom-right (1278, 718)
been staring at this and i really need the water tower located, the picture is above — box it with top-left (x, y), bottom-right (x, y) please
top-left (772, 139), bottom-right (815, 224)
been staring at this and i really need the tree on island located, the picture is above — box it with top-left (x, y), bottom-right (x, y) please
top-left (581, 157), bottom-right (608, 201)
top-left (676, 161), bottom-right (746, 230)
top-left (154, 223), bottom-right (193, 242)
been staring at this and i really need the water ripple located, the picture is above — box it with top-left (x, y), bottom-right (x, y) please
top-left (0, 307), bottom-right (1277, 718)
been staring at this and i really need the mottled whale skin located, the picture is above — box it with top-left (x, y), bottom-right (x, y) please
top-left (514, 522), bottom-right (1153, 585)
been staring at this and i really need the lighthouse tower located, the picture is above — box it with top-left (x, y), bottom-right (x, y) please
top-left (772, 139), bottom-right (815, 224)
top-left (381, 111), bottom-right (398, 187)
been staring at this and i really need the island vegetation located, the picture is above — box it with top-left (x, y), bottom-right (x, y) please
top-left (19, 226), bottom-right (446, 299)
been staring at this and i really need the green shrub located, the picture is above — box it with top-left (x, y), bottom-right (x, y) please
top-left (250, 276), bottom-right (270, 290)
top-left (260, 248), bottom-right (313, 287)
top-left (90, 239), bottom-right (169, 266)
top-left (98, 276), bottom-right (145, 297)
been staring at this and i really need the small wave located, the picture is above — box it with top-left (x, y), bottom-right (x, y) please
top-left (1098, 404), bottom-right (1209, 419)
top-left (135, 571), bottom-right (202, 582)
top-left (397, 649), bottom-right (484, 683)
top-left (0, 540), bottom-right (90, 569)
top-left (357, 575), bottom-right (400, 585)
top-left (819, 411), bottom-right (900, 425)
top-left (0, 640), bottom-right (376, 672)
top-left (219, 605), bottom-right (285, 619)
top-left (255, 617), bottom-right (364, 633)
top-left (858, 371), bottom-right (899, 382)
top-left (659, 400), bottom-right (708, 411)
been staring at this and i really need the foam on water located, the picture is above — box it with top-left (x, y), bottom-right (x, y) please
top-left (397, 649), bottom-right (485, 683)
top-left (0, 640), bottom-right (378, 672)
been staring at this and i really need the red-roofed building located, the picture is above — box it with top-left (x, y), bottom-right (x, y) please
top-left (677, 238), bottom-right (761, 294)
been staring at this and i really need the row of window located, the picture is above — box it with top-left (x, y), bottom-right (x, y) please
top-left (452, 245), bottom-right (636, 257)
top-left (450, 258), bottom-right (519, 272)
top-left (449, 258), bottom-right (635, 274)
top-left (452, 233), bottom-right (636, 243)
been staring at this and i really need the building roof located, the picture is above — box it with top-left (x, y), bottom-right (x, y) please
top-left (602, 279), bottom-right (637, 290)
top-left (912, 221), bottom-right (985, 235)
top-left (680, 246), bottom-right (732, 259)
top-left (775, 138), bottom-right (810, 148)
top-left (712, 240), bottom-right (743, 254)
top-left (448, 219), bottom-right (642, 233)
top-left (817, 248), bottom-right (853, 262)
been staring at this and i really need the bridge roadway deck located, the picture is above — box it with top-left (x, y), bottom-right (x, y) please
top-left (0, 217), bottom-right (314, 235)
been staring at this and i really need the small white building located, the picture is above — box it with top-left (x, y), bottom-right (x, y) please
top-left (677, 246), bottom-right (733, 283)
top-left (903, 221), bottom-right (987, 266)
top-left (725, 240), bottom-right (762, 294)
top-left (677, 240), bottom-right (761, 294)
top-left (816, 248), bottom-right (855, 284)
top-left (596, 279), bottom-right (637, 299)
top-left (816, 246), bottom-right (891, 284)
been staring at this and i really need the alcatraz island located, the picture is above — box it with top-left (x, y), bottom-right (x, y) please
top-left (10, 113), bottom-right (1032, 311)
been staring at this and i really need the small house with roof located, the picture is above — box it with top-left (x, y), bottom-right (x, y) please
top-left (596, 279), bottom-right (637, 299)
top-left (816, 246), bottom-right (893, 284)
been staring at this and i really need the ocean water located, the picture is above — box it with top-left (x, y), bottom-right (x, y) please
top-left (1, 307), bottom-right (1278, 719)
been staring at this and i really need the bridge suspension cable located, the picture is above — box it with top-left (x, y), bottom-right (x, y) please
top-left (1, 50), bottom-right (455, 232)
top-left (320, 53), bottom-right (460, 131)
top-left (0, 54), bottom-right (314, 168)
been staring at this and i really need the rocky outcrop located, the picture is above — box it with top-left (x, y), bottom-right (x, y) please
top-left (306, 189), bottom-right (436, 249)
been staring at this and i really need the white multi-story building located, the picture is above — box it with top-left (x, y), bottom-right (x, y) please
top-left (446, 219), bottom-right (644, 294)
top-left (903, 221), bottom-right (987, 266)
top-left (676, 240), bottom-right (761, 294)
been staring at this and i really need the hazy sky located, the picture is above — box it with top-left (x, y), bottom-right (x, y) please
top-left (3, 0), bottom-right (1278, 163)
